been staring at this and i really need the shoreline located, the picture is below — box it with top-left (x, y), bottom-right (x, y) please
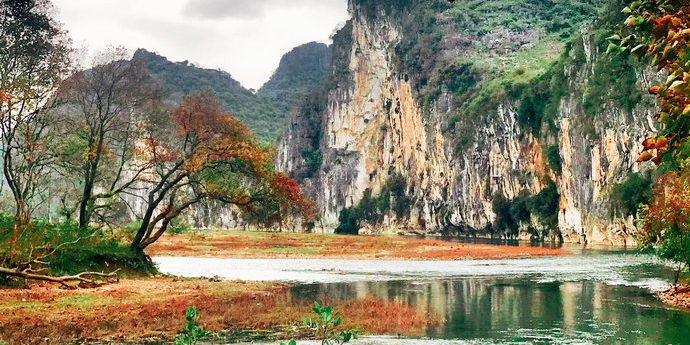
top-left (657, 284), bottom-right (690, 310)
top-left (0, 277), bottom-right (441, 344)
top-left (145, 230), bottom-right (567, 261)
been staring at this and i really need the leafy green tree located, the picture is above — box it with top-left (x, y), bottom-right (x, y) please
top-left (607, 172), bottom-right (653, 217)
top-left (334, 174), bottom-right (412, 235)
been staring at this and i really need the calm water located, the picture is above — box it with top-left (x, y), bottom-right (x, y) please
top-left (154, 249), bottom-right (690, 344)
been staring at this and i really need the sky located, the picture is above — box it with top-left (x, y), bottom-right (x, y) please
top-left (51, 0), bottom-right (350, 90)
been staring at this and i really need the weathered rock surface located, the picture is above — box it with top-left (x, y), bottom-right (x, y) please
top-left (278, 1), bottom-right (658, 245)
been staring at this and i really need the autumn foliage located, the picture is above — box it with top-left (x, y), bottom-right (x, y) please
top-left (613, 1), bottom-right (690, 164)
top-left (639, 164), bottom-right (690, 272)
top-left (607, 1), bottom-right (690, 276)
top-left (129, 92), bottom-right (314, 252)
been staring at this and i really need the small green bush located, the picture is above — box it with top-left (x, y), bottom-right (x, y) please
top-left (545, 145), bottom-right (562, 174)
top-left (174, 307), bottom-right (212, 345)
top-left (303, 301), bottom-right (357, 345)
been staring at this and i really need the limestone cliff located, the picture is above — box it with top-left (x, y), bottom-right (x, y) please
top-left (279, 0), bottom-right (657, 245)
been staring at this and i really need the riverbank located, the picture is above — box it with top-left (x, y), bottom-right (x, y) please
top-left (0, 277), bottom-right (441, 344)
top-left (658, 285), bottom-right (690, 310)
top-left (146, 230), bottom-right (565, 260)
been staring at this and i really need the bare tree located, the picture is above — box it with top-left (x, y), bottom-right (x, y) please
top-left (56, 47), bottom-right (157, 229)
top-left (0, 0), bottom-right (71, 224)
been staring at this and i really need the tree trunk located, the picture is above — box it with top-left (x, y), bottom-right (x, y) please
top-left (14, 198), bottom-right (31, 227)
top-left (78, 176), bottom-right (94, 229)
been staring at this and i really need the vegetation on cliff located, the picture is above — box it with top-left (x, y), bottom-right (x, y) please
top-left (335, 174), bottom-right (412, 235)
top-left (134, 49), bottom-right (285, 141)
top-left (288, 21), bottom-right (354, 181)
top-left (326, 0), bottom-right (633, 236)
top-left (259, 42), bottom-right (331, 114)
top-left (491, 180), bottom-right (560, 240)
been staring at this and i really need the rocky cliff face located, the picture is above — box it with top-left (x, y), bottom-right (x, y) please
top-left (279, 0), bottom-right (657, 245)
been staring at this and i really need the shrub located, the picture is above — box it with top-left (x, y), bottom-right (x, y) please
top-left (545, 145), bottom-right (562, 174)
top-left (607, 171), bottom-right (653, 217)
top-left (639, 163), bottom-right (690, 276)
top-left (335, 174), bottom-right (412, 235)
top-left (490, 179), bottom-right (560, 239)
top-left (174, 307), bottom-right (213, 345)
top-left (0, 214), bottom-right (154, 280)
top-left (301, 147), bottom-right (323, 178)
top-left (335, 208), bottom-right (359, 235)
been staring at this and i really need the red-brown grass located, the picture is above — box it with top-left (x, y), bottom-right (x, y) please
top-left (0, 278), bottom-right (442, 344)
top-left (146, 230), bottom-right (565, 260)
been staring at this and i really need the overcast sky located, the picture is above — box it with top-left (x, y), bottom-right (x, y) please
top-left (51, 0), bottom-right (349, 90)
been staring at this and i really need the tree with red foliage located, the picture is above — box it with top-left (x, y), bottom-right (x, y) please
top-left (639, 163), bottom-right (690, 279)
top-left (611, 0), bottom-right (690, 279)
top-left (129, 92), bottom-right (314, 253)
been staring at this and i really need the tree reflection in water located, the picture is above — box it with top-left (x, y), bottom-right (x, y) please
top-left (293, 278), bottom-right (690, 344)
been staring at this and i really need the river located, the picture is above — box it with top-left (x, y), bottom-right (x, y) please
top-left (154, 246), bottom-right (690, 344)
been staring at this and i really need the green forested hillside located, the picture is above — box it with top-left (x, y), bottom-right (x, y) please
top-left (259, 42), bottom-right (331, 113)
top-left (133, 49), bottom-right (286, 141)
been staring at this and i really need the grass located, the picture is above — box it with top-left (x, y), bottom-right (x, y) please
top-left (251, 248), bottom-right (324, 254)
top-left (0, 277), bottom-right (442, 344)
top-left (460, 35), bottom-right (565, 85)
top-left (146, 230), bottom-right (565, 260)
top-left (0, 214), bottom-right (155, 281)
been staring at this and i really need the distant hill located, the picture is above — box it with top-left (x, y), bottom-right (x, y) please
top-left (133, 49), bottom-right (285, 141)
top-left (259, 42), bottom-right (331, 113)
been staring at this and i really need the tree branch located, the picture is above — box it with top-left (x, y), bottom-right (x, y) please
top-left (0, 267), bottom-right (119, 288)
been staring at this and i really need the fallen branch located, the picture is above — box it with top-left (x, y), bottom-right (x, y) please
top-left (0, 266), bottom-right (119, 288)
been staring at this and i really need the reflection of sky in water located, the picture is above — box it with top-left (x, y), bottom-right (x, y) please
top-left (157, 254), bottom-right (690, 344)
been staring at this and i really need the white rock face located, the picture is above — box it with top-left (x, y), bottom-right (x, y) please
top-left (314, 15), bottom-right (453, 233)
top-left (278, 7), bottom-right (658, 245)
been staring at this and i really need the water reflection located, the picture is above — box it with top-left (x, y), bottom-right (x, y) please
top-left (155, 252), bottom-right (687, 344)
top-left (429, 236), bottom-right (644, 254)
top-left (292, 278), bottom-right (690, 344)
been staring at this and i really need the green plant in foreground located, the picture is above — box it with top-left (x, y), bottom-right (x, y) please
top-left (302, 301), bottom-right (357, 345)
top-left (174, 307), bottom-right (211, 345)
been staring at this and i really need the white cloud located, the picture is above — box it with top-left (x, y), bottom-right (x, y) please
top-left (51, 0), bottom-right (349, 89)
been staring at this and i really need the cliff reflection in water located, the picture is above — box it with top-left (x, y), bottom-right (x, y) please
top-left (292, 278), bottom-right (690, 343)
